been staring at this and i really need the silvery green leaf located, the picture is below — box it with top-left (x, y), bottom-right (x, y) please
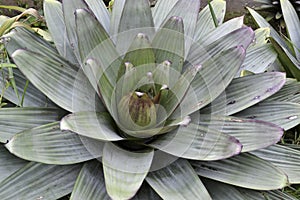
top-left (198, 115), bottom-right (283, 152)
top-left (11, 49), bottom-right (104, 113)
top-left (102, 142), bottom-right (154, 199)
top-left (60, 111), bottom-right (123, 141)
top-left (252, 144), bottom-right (300, 184)
top-left (152, 16), bottom-right (184, 76)
top-left (146, 159), bottom-right (212, 200)
top-left (241, 44), bottom-right (277, 74)
top-left (187, 27), bottom-right (254, 70)
top-left (0, 107), bottom-right (63, 143)
top-left (152, 0), bottom-right (179, 29)
top-left (235, 101), bottom-right (300, 130)
top-left (173, 46), bottom-right (246, 118)
top-left (203, 179), bottom-right (296, 200)
top-left (266, 78), bottom-right (300, 103)
top-left (44, 0), bottom-right (77, 64)
top-left (192, 153), bottom-right (288, 190)
top-left (85, 0), bottom-right (110, 33)
top-left (5, 122), bottom-right (97, 165)
top-left (0, 162), bottom-right (81, 200)
top-left (194, 0), bottom-right (226, 41)
top-left (280, 0), bottom-right (300, 60)
top-left (197, 16), bottom-right (244, 44)
top-left (70, 160), bottom-right (110, 200)
top-left (149, 123), bottom-right (242, 161)
top-left (62, 0), bottom-right (88, 61)
top-left (203, 72), bottom-right (286, 115)
top-left (116, 0), bottom-right (154, 54)
top-left (0, 145), bottom-right (27, 183)
top-left (158, 0), bottom-right (200, 57)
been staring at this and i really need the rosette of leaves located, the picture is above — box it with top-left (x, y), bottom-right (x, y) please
top-left (249, 0), bottom-right (300, 80)
top-left (0, 0), bottom-right (299, 199)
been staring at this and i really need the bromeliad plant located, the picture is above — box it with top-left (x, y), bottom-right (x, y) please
top-left (0, 0), bottom-right (300, 199)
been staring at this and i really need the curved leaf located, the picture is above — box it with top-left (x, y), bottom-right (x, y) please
top-left (0, 107), bottom-right (63, 143)
top-left (159, 0), bottom-right (200, 57)
top-left (0, 162), bottom-right (81, 200)
top-left (266, 78), bottom-right (300, 103)
top-left (44, 0), bottom-right (77, 64)
top-left (5, 122), bottom-right (98, 165)
top-left (146, 159), bottom-right (212, 200)
top-left (241, 44), bottom-right (277, 74)
top-left (252, 144), bottom-right (300, 184)
top-left (152, 16), bottom-right (184, 75)
top-left (235, 101), bottom-right (300, 130)
top-left (0, 145), bottom-right (27, 183)
top-left (102, 142), bottom-right (154, 199)
top-left (62, 0), bottom-right (88, 60)
top-left (280, 0), bottom-right (300, 60)
top-left (116, 0), bottom-right (154, 54)
top-left (70, 160), bottom-right (110, 200)
top-left (197, 16), bottom-right (244, 45)
top-left (173, 46), bottom-right (246, 117)
top-left (203, 72), bottom-right (286, 115)
top-left (11, 49), bottom-right (104, 113)
top-left (60, 111), bottom-right (123, 141)
top-left (152, 0), bottom-right (179, 29)
top-left (192, 153), bottom-right (288, 190)
top-left (85, 0), bottom-right (110, 33)
top-left (198, 115), bottom-right (284, 152)
top-left (148, 123), bottom-right (242, 161)
top-left (194, 0), bottom-right (226, 41)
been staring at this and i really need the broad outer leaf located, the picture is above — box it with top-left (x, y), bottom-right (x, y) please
top-left (102, 142), bottom-right (154, 199)
top-left (252, 144), bottom-right (300, 184)
top-left (60, 111), bottom-right (123, 141)
top-left (148, 123), bottom-right (242, 161)
top-left (70, 160), bottom-right (110, 200)
top-left (0, 162), bottom-right (81, 200)
top-left (152, 0), bottom-right (180, 29)
top-left (11, 49), bottom-right (104, 113)
top-left (203, 72), bottom-right (286, 115)
top-left (44, 0), bottom-right (77, 64)
top-left (191, 153), bottom-right (288, 190)
top-left (235, 101), bottom-right (300, 130)
top-left (0, 145), bottom-right (27, 183)
top-left (172, 46), bottom-right (246, 118)
top-left (146, 159), bottom-right (212, 200)
top-left (5, 122), bottom-right (97, 165)
top-left (0, 107), bottom-right (63, 143)
top-left (198, 115), bottom-right (284, 152)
